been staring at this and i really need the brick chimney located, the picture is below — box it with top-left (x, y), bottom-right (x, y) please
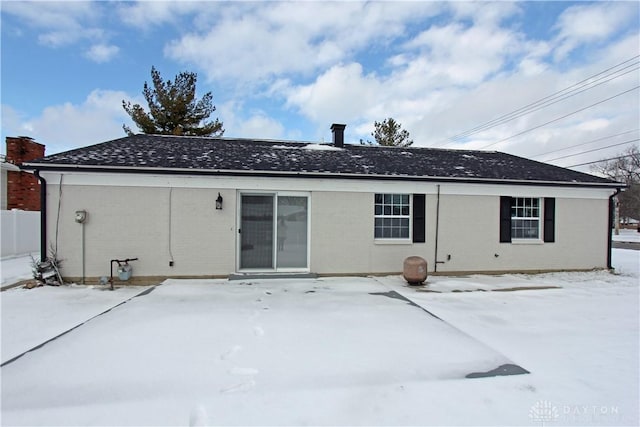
top-left (6, 136), bottom-right (45, 211)
top-left (331, 123), bottom-right (346, 148)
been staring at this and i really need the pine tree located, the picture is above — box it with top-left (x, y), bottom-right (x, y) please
top-left (361, 118), bottom-right (413, 147)
top-left (122, 66), bottom-right (224, 137)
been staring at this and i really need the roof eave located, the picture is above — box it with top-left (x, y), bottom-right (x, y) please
top-left (1, 162), bottom-right (21, 172)
top-left (20, 162), bottom-right (625, 189)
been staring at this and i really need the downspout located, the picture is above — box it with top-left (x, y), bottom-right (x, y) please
top-left (607, 188), bottom-right (622, 270)
top-left (434, 184), bottom-right (441, 273)
top-left (33, 169), bottom-right (47, 262)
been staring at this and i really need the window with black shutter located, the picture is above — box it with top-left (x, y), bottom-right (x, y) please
top-left (499, 196), bottom-right (512, 243)
top-left (500, 196), bottom-right (555, 243)
top-left (412, 194), bottom-right (425, 243)
top-left (543, 198), bottom-right (555, 242)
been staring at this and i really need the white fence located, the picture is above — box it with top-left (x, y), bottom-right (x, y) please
top-left (1, 210), bottom-right (40, 258)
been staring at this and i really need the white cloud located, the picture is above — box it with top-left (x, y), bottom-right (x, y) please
top-left (156, 0), bottom-right (637, 164)
top-left (553, 2), bottom-right (638, 60)
top-left (1, 2), bottom-right (96, 32)
top-left (215, 101), bottom-right (285, 140)
top-left (2, 1), bottom-right (121, 64)
top-left (165, 16), bottom-right (321, 84)
top-left (284, 63), bottom-right (380, 126)
top-left (164, 2), bottom-right (442, 85)
top-left (3, 90), bottom-right (289, 154)
top-left (279, 23), bottom-right (638, 175)
top-left (431, 63), bottom-right (639, 174)
top-left (280, 13), bottom-right (528, 140)
top-left (517, 58), bottom-right (548, 77)
top-left (38, 28), bottom-right (97, 48)
top-left (84, 43), bottom-right (120, 63)
top-left (404, 21), bottom-right (523, 86)
top-left (575, 118), bottom-right (611, 132)
top-left (2, 1), bottom-right (101, 47)
top-left (236, 115), bottom-right (284, 140)
top-left (448, 1), bottom-right (521, 25)
top-left (263, 0), bottom-right (634, 161)
top-left (1, 104), bottom-right (31, 142)
top-left (2, 90), bottom-right (138, 154)
top-left (116, 1), bottom-right (210, 29)
top-left (517, 40), bottom-right (552, 76)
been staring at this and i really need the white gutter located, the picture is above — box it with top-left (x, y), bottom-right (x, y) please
top-left (1, 162), bottom-right (21, 172)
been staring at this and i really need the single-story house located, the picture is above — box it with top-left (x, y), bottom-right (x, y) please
top-left (20, 124), bottom-right (623, 284)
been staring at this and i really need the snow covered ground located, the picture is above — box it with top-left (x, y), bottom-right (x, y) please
top-left (0, 254), bottom-right (36, 287)
top-left (1, 285), bottom-right (152, 364)
top-left (612, 228), bottom-right (640, 243)
top-left (1, 249), bottom-right (638, 426)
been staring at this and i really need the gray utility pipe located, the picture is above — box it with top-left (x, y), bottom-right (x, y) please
top-left (81, 220), bottom-right (85, 284)
top-left (434, 184), bottom-right (441, 273)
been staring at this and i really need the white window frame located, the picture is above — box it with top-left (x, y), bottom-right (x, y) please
top-left (511, 197), bottom-right (542, 241)
top-left (374, 193), bottom-right (412, 243)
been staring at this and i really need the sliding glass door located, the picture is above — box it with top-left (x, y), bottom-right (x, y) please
top-left (275, 196), bottom-right (308, 269)
top-left (240, 195), bottom-right (274, 269)
top-left (239, 193), bottom-right (309, 271)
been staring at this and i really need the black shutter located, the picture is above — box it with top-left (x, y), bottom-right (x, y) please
top-left (499, 196), bottom-right (512, 243)
top-left (412, 194), bottom-right (426, 243)
top-left (543, 197), bottom-right (555, 243)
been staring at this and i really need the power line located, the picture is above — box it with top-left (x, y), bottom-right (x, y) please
top-left (566, 154), bottom-right (635, 169)
top-left (444, 63), bottom-right (638, 144)
top-left (545, 139), bottom-right (639, 162)
top-left (448, 55), bottom-right (639, 141)
top-left (531, 129), bottom-right (639, 159)
top-left (477, 85), bottom-right (640, 150)
top-left (436, 55), bottom-right (640, 147)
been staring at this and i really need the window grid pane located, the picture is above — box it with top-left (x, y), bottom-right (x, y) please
top-left (510, 197), bottom-right (541, 239)
top-left (374, 193), bottom-right (410, 239)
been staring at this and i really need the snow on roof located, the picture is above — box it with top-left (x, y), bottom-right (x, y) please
top-left (273, 143), bottom-right (343, 151)
top-left (301, 143), bottom-right (343, 151)
top-left (22, 134), bottom-right (620, 187)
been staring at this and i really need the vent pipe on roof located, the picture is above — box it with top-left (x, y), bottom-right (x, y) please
top-left (331, 123), bottom-right (346, 148)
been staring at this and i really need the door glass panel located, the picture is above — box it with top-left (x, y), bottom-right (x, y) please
top-left (240, 195), bottom-right (274, 269)
top-left (276, 196), bottom-right (308, 269)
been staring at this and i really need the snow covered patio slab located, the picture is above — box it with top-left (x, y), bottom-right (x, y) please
top-left (1, 277), bottom-right (526, 426)
top-left (1, 284), bottom-right (153, 365)
top-left (1, 248), bottom-right (637, 426)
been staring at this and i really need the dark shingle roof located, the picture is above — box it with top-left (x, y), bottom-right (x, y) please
top-left (22, 134), bottom-right (620, 187)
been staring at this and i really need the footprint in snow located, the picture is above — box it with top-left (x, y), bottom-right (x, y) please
top-left (229, 367), bottom-right (259, 376)
top-left (220, 345), bottom-right (242, 360)
top-left (220, 379), bottom-right (256, 394)
top-left (253, 326), bottom-right (265, 336)
top-left (189, 405), bottom-right (209, 426)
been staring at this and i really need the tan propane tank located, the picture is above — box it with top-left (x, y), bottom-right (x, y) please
top-left (403, 256), bottom-right (427, 286)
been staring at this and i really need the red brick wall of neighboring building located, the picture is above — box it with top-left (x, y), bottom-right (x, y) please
top-left (6, 136), bottom-right (45, 211)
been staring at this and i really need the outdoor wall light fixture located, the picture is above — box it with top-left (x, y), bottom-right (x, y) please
top-left (216, 192), bottom-right (223, 210)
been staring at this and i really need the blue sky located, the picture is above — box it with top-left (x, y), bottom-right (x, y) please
top-left (1, 1), bottom-right (638, 173)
